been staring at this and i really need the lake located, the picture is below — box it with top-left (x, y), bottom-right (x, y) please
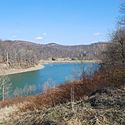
top-left (0, 63), bottom-right (99, 99)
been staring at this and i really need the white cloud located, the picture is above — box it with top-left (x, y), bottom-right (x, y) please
top-left (42, 32), bottom-right (47, 36)
top-left (35, 32), bottom-right (47, 42)
top-left (93, 32), bottom-right (103, 36)
top-left (35, 36), bottom-right (44, 40)
top-left (12, 35), bottom-right (17, 38)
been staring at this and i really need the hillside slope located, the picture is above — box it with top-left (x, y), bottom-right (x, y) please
top-left (0, 40), bottom-right (108, 63)
top-left (1, 86), bottom-right (125, 125)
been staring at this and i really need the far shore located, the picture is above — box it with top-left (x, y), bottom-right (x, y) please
top-left (40, 59), bottom-right (101, 64)
top-left (0, 59), bottom-right (101, 76)
top-left (0, 63), bottom-right (44, 76)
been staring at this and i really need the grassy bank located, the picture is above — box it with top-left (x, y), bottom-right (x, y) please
top-left (0, 63), bottom-right (44, 76)
top-left (0, 68), bottom-right (124, 125)
top-left (0, 85), bottom-right (125, 125)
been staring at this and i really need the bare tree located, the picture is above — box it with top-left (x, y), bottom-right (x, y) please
top-left (13, 84), bottom-right (36, 97)
top-left (102, 28), bottom-right (125, 68)
top-left (70, 86), bottom-right (75, 112)
top-left (0, 75), bottom-right (12, 101)
top-left (43, 79), bottom-right (55, 92)
top-left (119, 2), bottom-right (125, 26)
top-left (101, 28), bottom-right (125, 86)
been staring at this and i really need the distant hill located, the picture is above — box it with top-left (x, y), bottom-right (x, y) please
top-left (42, 42), bottom-right (108, 59)
top-left (0, 40), bottom-right (108, 67)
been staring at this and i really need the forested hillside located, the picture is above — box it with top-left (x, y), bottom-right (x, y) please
top-left (0, 40), bottom-right (108, 68)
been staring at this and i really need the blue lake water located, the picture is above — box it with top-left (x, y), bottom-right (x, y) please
top-left (3, 63), bottom-right (99, 98)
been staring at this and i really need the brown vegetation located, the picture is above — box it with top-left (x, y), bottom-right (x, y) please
top-left (5, 87), bottom-right (125, 125)
top-left (1, 67), bottom-right (123, 112)
top-left (1, 79), bottom-right (125, 125)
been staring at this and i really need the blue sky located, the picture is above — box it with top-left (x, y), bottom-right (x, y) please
top-left (0, 0), bottom-right (121, 45)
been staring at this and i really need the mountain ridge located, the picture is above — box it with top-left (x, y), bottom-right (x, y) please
top-left (0, 40), bottom-right (108, 67)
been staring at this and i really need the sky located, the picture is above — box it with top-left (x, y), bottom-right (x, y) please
top-left (0, 0), bottom-right (121, 45)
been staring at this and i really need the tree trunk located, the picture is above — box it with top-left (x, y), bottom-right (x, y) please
top-left (2, 85), bottom-right (5, 101)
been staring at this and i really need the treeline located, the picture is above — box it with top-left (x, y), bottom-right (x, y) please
top-left (100, 2), bottom-right (125, 87)
top-left (0, 40), bottom-right (40, 68)
top-left (0, 40), bottom-right (107, 68)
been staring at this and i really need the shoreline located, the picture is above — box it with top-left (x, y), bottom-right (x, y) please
top-left (0, 60), bottom-right (101, 76)
top-left (0, 63), bottom-right (44, 76)
top-left (40, 59), bottom-right (101, 64)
